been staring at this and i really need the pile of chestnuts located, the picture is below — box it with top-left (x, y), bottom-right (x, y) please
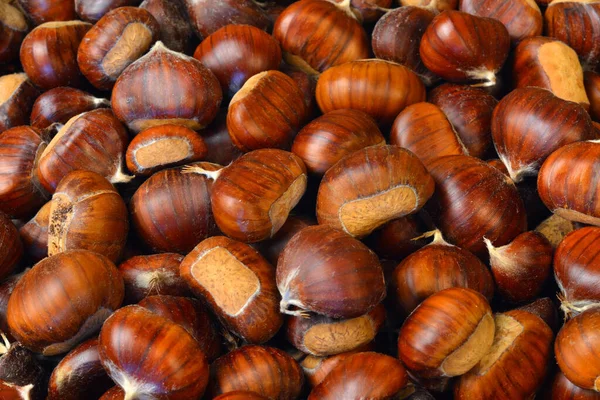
top-left (1, 0), bottom-right (600, 398)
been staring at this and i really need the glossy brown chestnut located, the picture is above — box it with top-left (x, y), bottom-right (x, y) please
top-left (125, 124), bottom-right (207, 176)
top-left (428, 83), bottom-right (497, 158)
top-left (0, 73), bottom-right (38, 133)
top-left (7, 250), bottom-right (124, 355)
top-left (77, 7), bottom-right (159, 90)
top-left (0, 212), bottom-right (20, 282)
top-left (194, 24), bottom-right (282, 97)
top-left (292, 109), bottom-right (384, 176)
top-left (214, 392), bottom-right (268, 400)
top-left (48, 171), bottom-right (128, 262)
top-left (492, 87), bottom-right (595, 182)
top-left (459, 0), bottom-right (542, 43)
top-left (550, 371), bottom-right (600, 400)
top-left (366, 214), bottom-right (430, 261)
top-left (586, 71), bottom-right (600, 122)
top-left (455, 309), bottom-right (554, 399)
top-left (0, 1), bottom-right (28, 64)
top-left (47, 338), bottom-right (113, 400)
top-left (20, 21), bottom-right (91, 90)
top-left (308, 352), bottom-right (408, 400)
top-left (400, 0), bottom-right (458, 12)
top-left (398, 287), bottom-right (495, 378)
top-left (99, 305), bottom-right (209, 400)
top-left (208, 345), bottom-right (304, 399)
top-left (17, 0), bottom-right (76, 25)
top-left (18, 201), bottom-right (49, 263)
top-left (139, 0), bottom-right (193, 53)
top-left (0, 337), bottom-right (48, 400)
top-left (180, 235), bottom-right (282, 343)
top-left (372, 6), bottom-right (437, 86)
top-left (426, 155), bottom-right (527, 257)
top-left (555, 308), bottom-right (600, 391)
top-left (273, 0), bottom-right (369, 74)
top-left (335, 0), bottom-right (392, 22)
top-left (391, 230), bottom-right (494, 316)
top-left (111, 41), bottom-right (222, 133)
top-left (316, 59), bottom-right (426, 125)
top-left (138, 295), bottom-right (221, 361)
top-left (227, 70), bottom-right (307, 151)
top-left (130, 163), bottom-right (219, 253)
top-left (538, 140), bottom-right (600, 226)
top-left (535, 213), bottom-right (577, 248)
top-left (519, 297), bottom-right (559, 332)
top-left (0, 273), bottom-right (22, 338)
top-left (513, 36), bottom-right (589, 108)
top-left (485, 231), bottom-right (552, 304)
top-left (284, 67), bottom-right (318, 118)
top-left (300, 345), bottom-right (376, 387)
top-left (277, 225), bottom-right (385, 319)
top-left (30, 87), bottom-right (110, 130)
top-left (420, 11), bottom-right (510, 87)
top-left (317, 145), bottom-right (434, 238)
top-left (200, 110), bottom-right (243, 165)
top-left (287, 304), bottom-right (385, 356)
top-left (99, 386), bottom-right (124, 400)
top-left (254, 216), bottom-right (314, 266)
top-left (75, 0), bottom-right (142, 23)
top-left (35, 108), bottom-right (131, 194)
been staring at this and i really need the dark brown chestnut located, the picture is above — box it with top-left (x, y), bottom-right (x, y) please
top-left (0, 1), bottom-right (28, 64)
top-left (366, 214), bottom-right (430, 261)
top-left (586, 70), bottom-right (600, 122)
top-left (550, 370), bottom-right (600, 400)
top-left (17, 0), bottom-right (76, 25)
top-left (253, 216), bottom-right (314, 266)
top-left (0, 211), bottom-right (22, 281)
top-left (75, 0), bottom-right (142, 23)
top-left (139, 0), bottom-right (193, 53)
top-left (518, 297), bottom-right (559, 332)
top-left (335, 0), bottom-right (392, 22)
top-left (7, 250), bottom-right (124, 355)
top-left (0, 73), bottom-right (38, 133)
top-left (199, 110), bottom-right (243, 166)
top-left (277, 225), bottom-right (385, 319)
top-left (0, 273), bottom-right (22, 339)
top-left (400, 0), bottom-right (458, 12)
top-left (214, 392), bottom-right (268, 400)
top-left (0, 336), bottom-right (48, 400)
top-left (18, 201), bottom-right (50, 263)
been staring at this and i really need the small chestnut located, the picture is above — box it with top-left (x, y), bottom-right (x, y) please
top-left (139, 0), bottom-right (193, 53)
top-left (17, 0), bottom-right (76, 25)
top-left (586, 71), bottom-right (600, 122)
top-left (300, 345), bottom-right (376, 387)
top-left (400, 0), bottom-right (458, 12)
top-left (214, 392), bottom-right (268, 400)
top-left (0, 73), bottom-right (38, 133)
top-left (75, 0), bottom-right (142, 23)
top-left (253, 216), bottom-right (315, 266)
top-left (366, 214), bottom-right (430, 261)
top-left (18, 201), bottom-right (50, 263)
top-left (199, 110), bottom-right (243, 166)
top-left (0, 211), bottom-right (22, 281)
top-left (335, 0), bottom-right (392, 23)
top-left (0, 1), bottom-right (28, 64)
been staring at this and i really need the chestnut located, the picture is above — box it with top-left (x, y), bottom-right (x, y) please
top-left (77, 7), bottom-right (160, 90)
top-left (286, 304), bottom-right (385, 356)
top-left (366, 214), bottom-right (430, 261)
top-left (99, 305), bottom-right (209, 400)
top-left (75, 0), bottom-right (142, 23)
top-left (398, 287), bottom-right (495, 378)
top-left (0, 1), bottom-right (28, 64)
top-left (126, 124), bottom-right (207, 176)
top-left (99, 387), bottom-right (124, 400)
top-left (372, 6), bottom-right (437, 86)
top-left (273, 0), bottom-right (369, 74)
top-left (292, 109), bottom-right (385, 176)
top-left (180, 235), bottom-right (282, 344)
top-left (130, 163), bottom-right (219, 253)
top-left (17, 0), bottom-right (76, 25)
top-left (111, 41), bottom-right (222, 133)
top-left (35, 108), bottom-right (131, 194)
top-left (194, 24), bottom-right (282, 97)
top-left (48, 170), bottom-right (128, 262)
top-left (139, 0), bottom-right (193, 53)
top-left (335, 0), bottom-right (392, 23)
top-left (300, 345), bottom-right (376, 387)
top-left (555, 308), bottom-right (600, 392)
top-left (492, 87), bottom-right (595, 182)
top-left (47, 338), bottom-right (113, 400)
top-left (227, 70), bottom-right (307, 151)
top-left (200, 110), bottom-right (243, 166)
top-left (0, 336), bottom-right (48, 400)
top-left (208, 345), bottom-right (304, 399)
top-left (391, 230), bottom-right (494, 316)
top-left (586, 71), bottom-right (600, 122)
top-left (485, 231), bottom-right (553, 304)
top-left (30, 87), bottom-right (110, 130)
top-left (513, 36), bottom-right (589, 108)
top-left (7, 250), bottom-right (124, 355)
top-left (138, 295), bottom-right (221, 361)
top-left (400, 0), bottom-right (458, 12)
top-left (0, 273), bottom-right (22, 339)
top-left (317, 145), bottom-right (434, 238)
top-left (519, 297), bottom-right (559, 332)
top-left (0, 213), bottom-right (22, 282)
top-left (536, 213), bottom-right (576, 248)
top-left (428, 83), bottom-right (497, 159)
top-left (315, 59), bottom-right (426, 125)
top-left (214, 392), bottom-right (268, 400)
top-left (420, 10), bottom-right (510, 87)
top-left (18, 201), bottom-right (49, 263)
top-left (538, 140), bottom-right (600, 226)
top-left (20, 21), bottom-right (91, 90)
top-left (308, 352), bottom-right (409, 400)
top-left (254, 216), bottom-right (315, 266)
top-left (277, 225), bottom-right (385, 319)
top-left (459, 0), bottom-right (543, 44)
top-left (283, 67), bottom-right (318, 119)
top-left (0, 73), bottom-right (38, 133)
top-left (550, 370), bottom-right (600, 400)
top-left (426, 155), bottom-right (527, 257)
top-left (455, 309), bottom-right (554, 398)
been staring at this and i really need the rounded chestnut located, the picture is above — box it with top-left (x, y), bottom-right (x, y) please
top-left (75, 0), bottom-right (142, 23)
top-left (398, 287), bottom-right (495, 378)
top-left (253, 216), bottom-right (315, 266)
top-left (14, 201), bottom-right (49, 261)
top-left (300, 346), bottom-right (376, 388)
top-left (400, 0), bottom-right (458, 12)
top-left (366, 214), bottom-right (430, 261)
top-left (277, 225), bottom-right (385, 319)
top-left (518, 297), bottom-right (559, 332)
top-left (199, 110), bottom-right (243, 166)
top-left (0, 73), bottom-right (38, 133)
top-left (0, 273), bottom-right (22, 338)
top-left (0, 1), bottom-right (28, 64)
top-left (0, 211), bottom-right (21, 284)
top-left (550, 370), bottom-right (600, 400)
top-left (17, 0), bottom-right (76, 25)
top-left (77, 7), bottom-right (160, 90)
top-left (111, 41), bottom-right (222, 133)
top-left (99, 387), bottom-right (124, 400)
top-left (7, 250), bottom-right (124, 355)
top-left (139, 0), bottom-right (193, 53)
top-left (335, 0), bottom-right (392, 22)
top-left (586, 71), bottom-right (600, 122)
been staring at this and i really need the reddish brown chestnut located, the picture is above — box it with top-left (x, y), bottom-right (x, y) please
top-left (0, 273), bottom-right (22, 338)
top-left (586, 71), bottom-right (600, 122)
top-left (99, 387), bottom-right (124, 400)
top-left (20, 21), bottom-right (91, 89)
top-left (0, 1), bottom-right (28, 64)
top-left (400, 0), bottom-right (458, 12)
top-left (194, 24), bottom-right (282, 97)
top-left (17, 0), bottom-right (76, 25)
top-left (277, 225), bottom-right (385, 319)
top-left (7, 250), bottom-right (124, 355)
top-left (518, 297), bottom-right (559, 332)
top-left (200, 110), bottom-right (243, 166)
top-left (300, 346), bottom-right (376, 388)
top-left (0, 212), bottom-right (21, 283)
top-left (0, 73), bottom-right (38, 133)
top-left (99, 305), bottom-right (209, 400)
top-left (366, 214), bottom-right (430, 260)
top-left (180, 235), bottom-right (282, 343)
top-left (550, 371), bottom-right (600, 400)
top-left (139, 0), bottom-right (193, 53)
top-left (208, 345), bottom-right (304, 399)
top-left (254, 216), bottom-right (314, 266)
top-left (75, 0), bottom-right (142, 23)
top-left (335, 0), bottom-right (392, 22)
top-left (77, 7), bottom-right (160, 90)
top-left (317, 145), bottom-right (434, 238)
top-left (111, 41), bottom-right (222, 133)
top-left (316, 59), bottom-right (426, 125)
top-left (19, 200), bottom-right (49, 263)
top-left (214, 392), bottom-right (268, 400)
top-left (398, 287), bottom-right (495, 378)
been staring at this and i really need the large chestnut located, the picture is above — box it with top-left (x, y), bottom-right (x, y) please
top-left (0, 73), bottom-right (38, 133)
top-left (7, 250), bottom-right (124, 355)
top-left (398, 287), bottom-right (495, 378)
top-left (139, 0), bottom-right (193, 53)
top-left (0, 212), bottom-right (22, 281)
top-left (99, 305), bottom-right (209, 399)
top-left (0, 1), bottom-right (28, 64)
top-left (111, 41), bottom-right (222, 133)
top-left (17, 0), bottom-right (76, 25)
top-left (180, 235), bottom-right (282, 344)
top-left (75, 0), bottom-right (142, 23)
top-left (277, 225), bottom-right (385, 318)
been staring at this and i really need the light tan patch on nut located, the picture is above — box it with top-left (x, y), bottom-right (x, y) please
top-left (134, 138), bottom-right (192, 169)
top-left (0, 73), bottom-right (27, 105)
top-left (539, 41), bottom-right (589, 106)
top-left (0, 2), bottom-right (27, 31)
top-left (269, 174), bottom-right (307, 237)
top-left (303, 315), bottom-right (377, 356)
top-left (471, 313), bottom-right (524, 374)
top-left (48, 193), bottom-right (75, 256)
top-left (102, 23), bottom-right (154, 78)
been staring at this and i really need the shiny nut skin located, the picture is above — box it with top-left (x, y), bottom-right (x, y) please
top-left (0, 73), bottom-right (38, 133)
top-left (0, 212), bottom-right (22, 283)
top-left (550, 370), bottom-right (600, 400)
top-left (140, 0), bottom-right (193, 53)
top-left (585, 71), bottom-right (600, 122)
top-left (18, 0), bottom-right (76, 25)
top-left (0, 273), bottom-right (22, 338)
top-left (75, 0), bottom-right (142, 23)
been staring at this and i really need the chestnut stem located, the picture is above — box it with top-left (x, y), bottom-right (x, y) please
top-left (412, 229), bottom-right (450, 246)
top-left (181, 164), bottom-right (223, 181)
top-left (111, 168), bottom-right (135, 185)
top-left (280, 298), bottom-right (311, 318)
top-left (331, 0), bottom-right (360, 21)
top-left (558, 295), bottom-right (600, 319)
top-left (0, 333), bottom-right (10, 354)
